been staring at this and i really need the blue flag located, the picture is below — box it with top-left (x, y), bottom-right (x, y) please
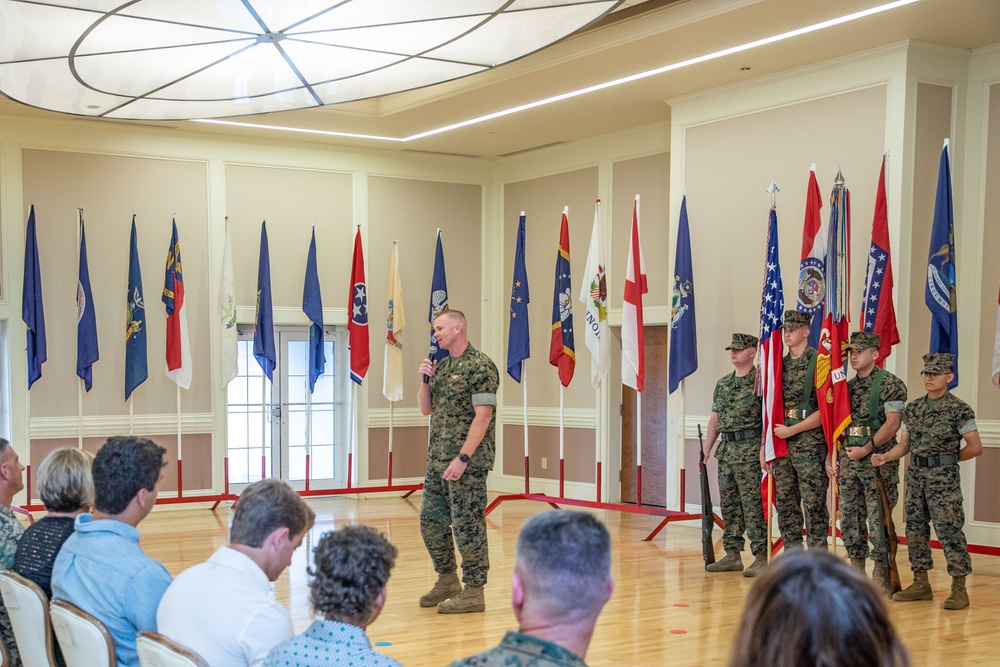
top-left (254, 221), bottom-right (276, 381)
top-left (926, 143), bottom-right (959, 388)
top-left (549, 212), bottom-right (575, 387)
top-left (125, 216), bottom-right (148, 400)
top-left (303, 228), bottom-right (326, 393)
top-left (507, 214), bottom-right (530, 382)
top-left (22, 205), bottom-right (47, 389)
top-left (76, 212), bottom-right (99, 391)
top-left (668, 196), bottom-right (698, 393)
top-left (427, 230), bottom-right (449, 362)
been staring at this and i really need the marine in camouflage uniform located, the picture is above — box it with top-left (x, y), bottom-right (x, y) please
top-left (0, 440), bottom-right (26, 667)
top-left (447, 631), bottom-right (588, 667)
top-left (704, 333), bottom-right (767, 577)
top-left (418, 311), bottom-right (499, 614)
top-left (873, 353), bottom-right (983, 610)
top-left (841, 332), bottom-right (906, 582)
top-left (772, 310), bottom-right (830, 551)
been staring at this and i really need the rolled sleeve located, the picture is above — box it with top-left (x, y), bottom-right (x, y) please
top-left (884, 400), bottom-right (905, 414)
top-left (471, 392), bottom-right (496, 407)
top-left (958, 419), bottom-right (978, 435)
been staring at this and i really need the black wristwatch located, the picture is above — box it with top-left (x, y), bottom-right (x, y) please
top-left (458, 453), bottom-right (471, 464)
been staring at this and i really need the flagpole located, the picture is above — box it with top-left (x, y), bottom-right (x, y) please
top-left (387, 399), bottom-right (393, 487)
top-left (559, 385), bottom-right (565, 498)
top-left (595, 377), bottom-right (601, 502)
top-left (767, 466), bottom-right (774, 560)
top-left (523, 365), bottom-right (529, 494)
top-left (306, 380), bottom-right (313, 491)
top-left (636, 391), bottom-right (642, 508)
top-left (176, 385), bottom-right (183, 498)
top-left (261, 372), bottom-right (267, 481)
top-left (129, 399), bottom-right (134, 435)
top-left (77, 209), bottom-right (84, 450)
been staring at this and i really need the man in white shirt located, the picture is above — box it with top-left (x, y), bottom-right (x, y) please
top-left (157, 479), bottom-right (315, 667)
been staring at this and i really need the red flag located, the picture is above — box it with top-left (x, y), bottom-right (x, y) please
top-left (162, 220), bottom-right (191, 389)
top-left (622, 197), bottom-right (647, 392)
top-left (816, 178), bottom-right (852, 451)
top-left (348, 229), bottom-right (369, 384)
top-left (549, 211), bottom-right (576, 387)
top-left (861, 156), bottom-right (900, 367)
top-left (796, 166), bottom-right (826, 349)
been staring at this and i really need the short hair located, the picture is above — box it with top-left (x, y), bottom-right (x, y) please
top-left (436, 309), bottom-right (466, 329)
top-left (0, 438), bottom-right (10, 459)
top-left (309, 526), bottom-right (397, 625)
top-left (92, 436), bottom-right (167, 515)
top-left (230, 479), bottom-right (316, 547)
top-left (515, 510), bottom-right (612, 621)
top-left (728, 550), bottom-right (910, 667)
top-left (37, 448), bottom-right (94, 513)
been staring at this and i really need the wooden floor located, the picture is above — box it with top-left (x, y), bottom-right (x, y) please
top-left (137, 494), bottom-right (1000, 667)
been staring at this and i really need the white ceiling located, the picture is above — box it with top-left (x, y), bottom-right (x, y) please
top-left (2, 0), bottom-right (998, 159)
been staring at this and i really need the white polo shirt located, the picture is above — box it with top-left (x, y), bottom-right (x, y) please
top-left (157, 546), bottom-right (293, 667)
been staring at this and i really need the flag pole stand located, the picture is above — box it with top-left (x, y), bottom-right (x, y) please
top-left (523, 365), bottom-right (530, 494)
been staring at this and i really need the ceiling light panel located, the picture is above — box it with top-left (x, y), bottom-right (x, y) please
top-left (0, 0), bottom-right (624, 119)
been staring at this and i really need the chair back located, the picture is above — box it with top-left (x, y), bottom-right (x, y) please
top-left (49, 599), bottom-right (116, 667)
top-left (0, 570), bottom-right (58, 667)
top-left (136, 632), bottom-right (209, 667)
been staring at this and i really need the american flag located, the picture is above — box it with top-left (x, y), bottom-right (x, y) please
top-left (759, 208), bottom-right (787, 462)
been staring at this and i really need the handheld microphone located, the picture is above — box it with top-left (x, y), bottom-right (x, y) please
top-left (423, 353), bottom-right (434, 384)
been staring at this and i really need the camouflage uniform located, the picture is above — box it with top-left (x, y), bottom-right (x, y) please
top-left (774, 346), bottom-right (829, 550)
top-left (842, 367), bottom-right (906, 561)
top-left (1, 504), bottom-right (25, 667)
top-left (447, 630), bottom-right (587, 667)
top-left (901, 392), bottom-right (977, 576)
top-left (712, 367), bottom-right (766, 557)
top-left (420, 344), bottom-right (499, 587)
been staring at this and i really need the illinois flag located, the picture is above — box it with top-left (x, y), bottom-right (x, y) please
top-left (125, 216), bottom-right (148, 400)
top-left (163, 219), bottom-right (192, 389)
top-left (861, 155), bottom-right (900, 366)
top-left (77, 211), bottom-right (99, 392)
top-left (579, 201), bottom-right (609, 388)
top-left (348, 228), bottom-right (370, 384)
top-left (549, 209), bottom-right (575, 387)
top-left (219, 219), bottom-right (238, 386)
top-left (622, 196), bottom-right (647, 392)
top-left (383, 242), bottom-right (405, 401)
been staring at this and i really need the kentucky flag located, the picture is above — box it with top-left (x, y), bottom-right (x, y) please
top-left (549, 210), bottom-right (575, 387)
top-left (303, 228), bottom-right (326, 393)
top-left (76, 211), bottom-right (99, 391)
top-left (254, 221), bottom-right (276, 382)
top-left (427, 230), bottom-right (449, 362)
top-left (22, 205), bottom-right (47, 389)
top-left (125, 216), bottom-right (148, 400)
top-left (507, 214), bottom-right (530, 383)
top-left (668, 196), bottom-right (697, 393)
top-left (926, 142), bottom-right (959, 388)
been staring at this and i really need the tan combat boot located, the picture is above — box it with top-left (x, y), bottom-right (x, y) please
top-left (850, 557), bottom-right (867, 572)
top-left (872, 561), bottom-right (887, 591)
top-left (706, 552), bottom-right (743, 573)
top-left (419, 572), bottom-right (463, 608)
top-left (892, 570), bottom-right (933, 602)
top-left (943, 575), bottom-right (969, 610)
top-left (437, 585), bottom-right (486, 614)
top-left (742, 553), bottom-right (768, 578)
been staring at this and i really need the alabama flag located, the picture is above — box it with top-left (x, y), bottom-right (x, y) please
top-left (622, 196), bottom-right (647, 392)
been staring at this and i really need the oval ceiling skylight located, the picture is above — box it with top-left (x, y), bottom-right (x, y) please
top-left (0, 0), bottom-right (623, 120)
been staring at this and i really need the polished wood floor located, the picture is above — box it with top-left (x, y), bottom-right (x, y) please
top-left (135, 495), bottom-right (1000, 667)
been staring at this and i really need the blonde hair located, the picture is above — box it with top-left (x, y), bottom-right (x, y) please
top-left (37, 448), bottom-right (95, 512)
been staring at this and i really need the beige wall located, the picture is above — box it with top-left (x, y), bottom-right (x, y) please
top-left (978, 83), bottom-right (1000, 420)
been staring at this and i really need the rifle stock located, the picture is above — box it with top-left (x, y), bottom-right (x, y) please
top-left (874, 469), bottom-right (901, 595)
top-left (698, 424), bottom-right (716, 568)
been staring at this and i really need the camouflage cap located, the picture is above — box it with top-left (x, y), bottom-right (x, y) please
top-left (922, 352), bottom-right (954, 374)
top-left (725, 333), bottom-right (759, 351)
top-left (846, 331), bottom-right (880, 350)
top-left (782, 310), bottom-right (811, 329)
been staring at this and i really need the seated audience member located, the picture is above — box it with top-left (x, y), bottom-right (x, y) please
top-left (727, 549), bottom-right (910, 667)
top-left (14, 448), bottom-right (94, 599)
top-left (157, 479), bottom-right (316, 667)
top-left (0, 439), bottom-right (27, 666)
top-left (51, 436), bottom-right (172, 667)
top-left (265, 525), bottom-right (401, 667)
top-left (449, 510), bottom-right (614, 667)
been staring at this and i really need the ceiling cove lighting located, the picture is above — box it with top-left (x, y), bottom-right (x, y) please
top-left (190, 0), bottom-right (920, 143)
top-left (0, 0), bottom-right (624, 119)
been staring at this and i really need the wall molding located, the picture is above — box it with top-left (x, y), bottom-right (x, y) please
top-left (28, 413), bottom-right (214, 439)
top-left (498, 406), bottom-right (596, 429)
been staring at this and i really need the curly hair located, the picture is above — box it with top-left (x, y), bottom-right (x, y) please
top-left (309, 525), bottom-right (397, 626)
top-left (92, 436), bottom-right (166, 515)
top-left (728, 549), bottom-right (910, 667)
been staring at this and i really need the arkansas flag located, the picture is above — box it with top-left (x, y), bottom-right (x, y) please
top-left (861, 155), bottom-right (900, 366)
top-left (549, 209), bottom-right (576, 387)
top-left (796, 165), bottom-right (826, 349)
top-left (348, 228), bottom-right (370, 384)
top-left (622, 196), bottom-right (647, 392)
top-left (162, 219), bottom-right (192, 389)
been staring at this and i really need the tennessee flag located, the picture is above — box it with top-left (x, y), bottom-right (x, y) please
top-left (348, 228), bottom-right (370, 384)
top-left (162, 219), bottom-right (192, 389)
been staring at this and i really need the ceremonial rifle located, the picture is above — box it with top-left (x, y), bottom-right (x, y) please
top-left (698, 424), bottom-right (716, 568)
top-left (873, 467), bottom-right (901, 595)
